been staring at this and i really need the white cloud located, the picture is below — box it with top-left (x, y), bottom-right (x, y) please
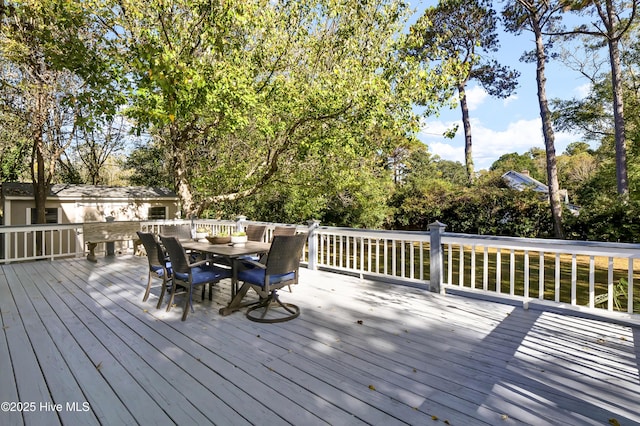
top-left (429, 141), bottom-right (465, 163)
top-left (465, 86), bottom-right (489, 111)
top-left (420, 117), bottom-right (582, 170)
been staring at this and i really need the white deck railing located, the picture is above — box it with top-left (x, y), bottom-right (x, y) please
top-left (440, 233), bottom-right (639, 315)
top-left (312, 226), bottom-right (431, 284)
top-left (0, 223), bottom-right (84, 262)
top-left (306, 223), bottom-right (639, 317)
top-left (1, 219), bottom-right (637, 317)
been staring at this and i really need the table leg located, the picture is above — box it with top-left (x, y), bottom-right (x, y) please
top-left (231, 258), bottom-right (239, 297)
top-left (86, 242), bottom-right (98, 262)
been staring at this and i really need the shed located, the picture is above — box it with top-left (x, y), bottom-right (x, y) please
top-left (1, 183), bottom-right (180, 226)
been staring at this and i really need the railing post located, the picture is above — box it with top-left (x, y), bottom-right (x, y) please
top-left (307, 219), bottom-right (320, 270)
top-left (235, 215), bottom-right (247, 233)
top-left (429, 221), bottom-right (447, 294)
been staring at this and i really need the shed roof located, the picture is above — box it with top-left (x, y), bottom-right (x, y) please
top-left (2, 183), bottom-right (178, 200)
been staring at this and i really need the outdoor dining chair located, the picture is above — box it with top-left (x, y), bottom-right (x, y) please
top-left (136, 231), bottom-right (172, 307)
top-left (264, 225), bottom-right (298, 291)
top-left (245, 224), bottom-right (267, 242)
top-left (160, 235), bottom-right (231, 321)
top-left (229, 233), bottom-right (307, 323)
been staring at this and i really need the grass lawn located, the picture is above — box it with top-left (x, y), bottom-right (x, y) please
top-left (318, 238), bottom-right (640, 313)
top-left (442, 246), bottom-right (640, 313)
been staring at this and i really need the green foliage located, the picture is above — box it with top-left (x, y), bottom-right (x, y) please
top-left (391, 169), bottom-right (553, 236)
top-left (0, 113), bottom-right (30, 181)
top-left (490, 152), bottom-right (543, 181)
top-left (113, 0), bottom-right (419, 217)
top-left (0, 0), bottom-right (124, 226)
top-left (122, 142), bottom-right (173, 189)
top-left (565, 195), bottom-right (640, 242)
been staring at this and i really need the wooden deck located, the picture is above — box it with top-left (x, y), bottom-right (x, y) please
top-left (0, 255), bottom-right (639, 426)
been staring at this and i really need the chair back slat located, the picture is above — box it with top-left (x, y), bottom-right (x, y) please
top-left (160, 236), bottom-right (191, 274)
top-left (137, 231), bottom-right (165, 267)
top-left (161, 224), bottom-right (192, 239)
top-left (272, 226), bottom-right (296, 238)
top-left (246, 225), bottom-right (267, 242)
top-left (265, 234), bottom-right (307, 276)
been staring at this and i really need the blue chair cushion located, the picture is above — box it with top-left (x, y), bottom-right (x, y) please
top-left (175, 265), bottom-right (231, 284)
top-left (151, 262), bottom-right (172, 277)
top-left (238, 268), bottom-right (294, 288)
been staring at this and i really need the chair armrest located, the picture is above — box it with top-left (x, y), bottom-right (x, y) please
top-left (189, 259), bottom-right (210, 268)
top-left (240, 259), bottom-right (267, 270)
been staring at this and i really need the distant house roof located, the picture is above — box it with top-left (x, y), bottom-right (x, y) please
top-left (501, 170), bottom-right (549, 194)
top-left (502, 170), bottom-right (580, 214)
top-left (2, 183), bottom-right (178, 200)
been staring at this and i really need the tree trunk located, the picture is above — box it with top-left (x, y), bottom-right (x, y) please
top-left (458, 84), bottom-right (474, 185)
top-left (533, 18), bottom-right (564, 238)
top-left (604, 0), bottom-right (628, 197)
top-left (32, 128), bottom-right (48, 256)
top-left (172, 147), bottom-right (195, 218)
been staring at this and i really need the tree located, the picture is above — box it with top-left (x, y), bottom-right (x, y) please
top-left (73, 115), bottom-right (131, 185)
top-left (0, 111), bottom-right (30, 181)
top-left (490, 151), bottom-right (540, 178)
top-left (557, 148), bottom-right (597, 199)
top-left (561, 0), bottom-right (637, 197)
top-left (0, 0), bottom-right (121, 230)
top-left (405, 0), bottom-right (519, 184)
top-left (113, 0), bottom-right (419, 218)
top-left (502, 0), bottom-right (566, 238)
top-left (123, 141), bottom-right (174, 189)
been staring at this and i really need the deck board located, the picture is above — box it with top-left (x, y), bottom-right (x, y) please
top-left (15, 262), bottom-right (136, 426)
top-left (0, 255), bottom-right (639, 425)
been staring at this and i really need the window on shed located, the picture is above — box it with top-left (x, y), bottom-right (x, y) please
top-left (28, 208), bottom-right (59, 224)
top-left (148, 206), bottom-right (167, 220)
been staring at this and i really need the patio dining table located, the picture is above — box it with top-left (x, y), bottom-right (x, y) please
top-left (180, 240), bottom-right (270, 299)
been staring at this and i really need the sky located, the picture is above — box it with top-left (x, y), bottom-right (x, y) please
top-left (407, 0), bottom-right (592, 171)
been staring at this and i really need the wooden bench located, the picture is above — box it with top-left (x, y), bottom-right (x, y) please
top-left (83, 221), bottom-right (141, 262)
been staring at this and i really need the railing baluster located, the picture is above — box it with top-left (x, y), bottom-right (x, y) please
top-left (524, 250), bottom-right (529, 299)
top-left (471, 244), bottom-right (476, 290)
top-left (353, 236), bottom-right (357, 271)
top-left (628, 259), bottom-right (634, 314)
top-left (496, 248), bottom-right (501, 294)
top-left (607, 257), bottom-right (614, 311)
top-left (360, 237), bottom-right (365, 273)
top-left (381, 239), bottom-right (386, 275)
top-left (555, 254), bottom-right (561, 303)
top-left (589, 256), bottom-right (595, 308)
top-left (410, 241), bottom-right (415, 280)
top-left (539, 252), bottom-right (544, 300)
top-left (483, 246), bottom-right (488, 291)
top-left (571, 254), bottom-right (577, 306)
top-left (398, 240), bottom-right (403, 278)
top-left (392, 240), bottom-right (397, 277)
top-left (510, 250), bottom-right (515, 296)
top-left (459, 244), bottom-right (464, 287)
top-left (419, 241), bottom-right (424, 281)
top-left (447, 244), bottom-right (452, 285)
